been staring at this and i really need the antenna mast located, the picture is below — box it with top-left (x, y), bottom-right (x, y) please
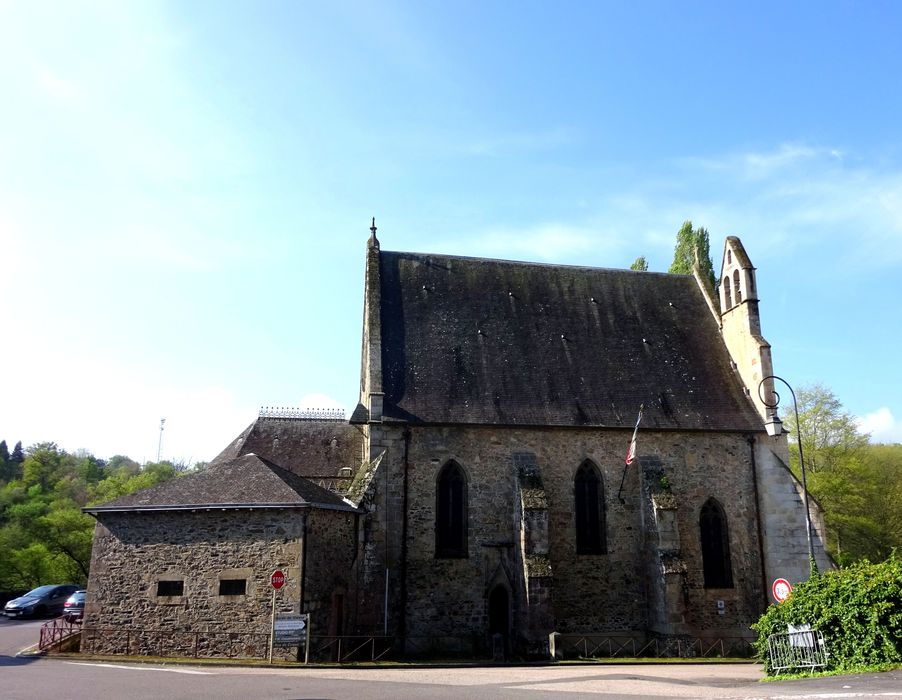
top-left (157, 418), bottom-right (166, 462)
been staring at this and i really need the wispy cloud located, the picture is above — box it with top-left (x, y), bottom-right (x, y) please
top-left (635, 143), bottom-right (902, 269)
top-left (683, 143), bottom-right (831, 180)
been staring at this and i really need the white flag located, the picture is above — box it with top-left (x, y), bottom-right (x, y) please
top-left (625, 405), bottom-right (643, 465)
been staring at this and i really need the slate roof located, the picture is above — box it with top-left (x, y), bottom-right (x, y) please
top-left (210, 418), bottom-right (364, 478)
top-left (85, 453), bottom-right (358, 513)
top-left (377, 250), bottom-right (763, 432)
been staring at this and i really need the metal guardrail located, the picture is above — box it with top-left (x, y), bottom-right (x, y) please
top-left (310, 635), bottom-right (394, 662)
top-left (767, 628), bottom-right (828, 671)
top-left (73, 628), bottom-right (757, 662)
top-left (39, 617), bottom-right (81, 652)
top-left (555, 634), bottom-right (756, 659)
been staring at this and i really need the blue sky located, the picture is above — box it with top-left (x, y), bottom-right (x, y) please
top-left (2, 1), bottom-right (900, 463)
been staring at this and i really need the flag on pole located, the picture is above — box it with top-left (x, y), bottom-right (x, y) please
top-left (625, 404), bottom-right (643, 465)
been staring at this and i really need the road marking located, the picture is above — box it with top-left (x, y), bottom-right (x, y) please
top-left (746, 694), bottom-right (902, 699)
top-left (65, 662), bottom-right (213, 675)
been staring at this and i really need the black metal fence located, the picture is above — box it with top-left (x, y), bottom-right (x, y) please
top-left (555, 634), bottom-right (756, 659)
top-left (76, 627), bottom-right (756, 662)
top-left (39, 617), bottom-right (82, 652)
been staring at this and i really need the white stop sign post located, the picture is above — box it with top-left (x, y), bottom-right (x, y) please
top-left (772, 578), bottom-right (792, 603)
top-left (268, 569), bottom-right (286, 663)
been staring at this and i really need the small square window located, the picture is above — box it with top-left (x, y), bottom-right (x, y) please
top-left (219, 579), bottom-right (246, 596)
top-left (157, 580), bottom-right (184, 597)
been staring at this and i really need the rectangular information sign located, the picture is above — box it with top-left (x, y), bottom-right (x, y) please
top-left (273, 613), bottom-right (308, 646)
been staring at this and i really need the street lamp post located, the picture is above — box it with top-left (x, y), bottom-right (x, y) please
top-left (757, 375), bottom-right (818, 576)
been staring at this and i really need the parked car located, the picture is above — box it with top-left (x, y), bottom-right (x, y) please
top-left (63, 589), bottom-right (86, 623)
top-left (3, 584), bottom-right (80, 619)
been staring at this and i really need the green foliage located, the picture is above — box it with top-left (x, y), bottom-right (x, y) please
top-left (752, 557), bottom-right (902, 675)
top-left (668, 220), bottom-right (717, 293)
top-left (781, 385), bottom-right (901, 564)
top-left (785, 384), bottom-right (869, 474)
top-left (630, 256), bottom-right (648, 271)
top-left (0, 441), bottom-right (184, 590)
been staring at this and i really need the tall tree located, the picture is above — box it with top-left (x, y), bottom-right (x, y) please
top-left (630, 256), bottom-right (648, 271)
top-left (669, 220), bottom-right (717, 292)
top-left (784, 384), bottom-right (869, 474)
top-left (782, 384), bottom-right (895, 564)
top-left (8, 441), bottom-right (25, 480)
top-left (0, 440), bottom-right (9, 481)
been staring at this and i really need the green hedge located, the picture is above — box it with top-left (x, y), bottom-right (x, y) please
top-left (752, 556), bottom-right (902, 675)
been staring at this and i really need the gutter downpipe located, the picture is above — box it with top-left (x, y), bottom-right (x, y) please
top-left (296, 511), bottom-right (309, 663)
top-left (300, 512), bottom-right (309, 614)
top-left (400, 427), bottom-right (411, 655)
top-left (747, 435), bottom-right (769, 609)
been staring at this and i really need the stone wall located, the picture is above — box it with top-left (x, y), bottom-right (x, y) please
top-left (82, 507), bottom-right (355, 660)
top-left (754, 438), bottom-right (832, 596)
top-left (381, 424), bottom-right (767, 655)
top-left (303, 508), bottom-right (360, 639)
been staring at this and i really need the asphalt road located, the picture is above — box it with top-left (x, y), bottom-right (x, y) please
top-left (0, 614), bottom-right (44, 659)
top-left (2, 619), bottom-right (900, 699)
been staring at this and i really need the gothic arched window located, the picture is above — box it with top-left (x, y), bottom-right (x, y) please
top-left (435, 461), bottom-right (468, 558)
top-left (575, 460), bottom-right (606, 554)
top-left (733, 269), bottom-right (742, 304)
top-left (700, 498), bottom-right (734, 588)
top-left (723, 277), bottom-right (732, 309)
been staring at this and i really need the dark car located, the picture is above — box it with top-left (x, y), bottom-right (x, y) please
top-left (63, 589), bottom-right (86, 623)
top-left (3, 584), bottom-right (80, 619)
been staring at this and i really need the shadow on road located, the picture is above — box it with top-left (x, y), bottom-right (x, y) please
top-left (0, 654), bottom-right (41, 667)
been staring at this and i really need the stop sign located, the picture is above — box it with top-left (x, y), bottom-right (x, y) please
top-left (271, 569), bottom-right (285, 589)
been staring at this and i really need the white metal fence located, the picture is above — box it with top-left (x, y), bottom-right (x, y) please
top-left (766, 626), bottom-right (828, 672)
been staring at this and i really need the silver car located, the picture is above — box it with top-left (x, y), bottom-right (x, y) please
top-left (4, 584), bottom-right (80, 619)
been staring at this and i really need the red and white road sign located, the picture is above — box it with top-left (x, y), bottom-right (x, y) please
top-left (270, 569), bottom-right (285, 589)
top-left (772, 578), bottom-right (792, 602)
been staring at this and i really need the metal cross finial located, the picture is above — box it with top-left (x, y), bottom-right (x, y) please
top-left (370, 217), bottom-right (377, 236)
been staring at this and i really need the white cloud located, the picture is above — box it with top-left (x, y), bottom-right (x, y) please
top-left (856, 407), bottom-right (902, 444)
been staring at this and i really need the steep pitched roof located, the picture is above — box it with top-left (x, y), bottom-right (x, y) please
top-left (377, 250), bottom-right (762, 431)
top-left (210, 417), bottom-right (364, 478)
top-left (85, 453), bottom-right (358, 513)
top-left (724, 235), bottom-right (754, 269)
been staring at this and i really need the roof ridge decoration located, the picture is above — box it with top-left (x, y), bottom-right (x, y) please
top-left (258, 406), bottom-right (346, 422)
top-left (368, 216), bottom-right (379, 249)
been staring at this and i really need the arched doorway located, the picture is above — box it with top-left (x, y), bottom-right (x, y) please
top-left (488, 585), bottom-right (509, 658)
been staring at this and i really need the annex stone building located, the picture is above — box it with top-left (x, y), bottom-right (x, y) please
top-left (82, 227), bottom-right (830, 660)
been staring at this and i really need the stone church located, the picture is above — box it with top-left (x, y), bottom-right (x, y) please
top-left (82, 226), bottom-right (830, 660)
